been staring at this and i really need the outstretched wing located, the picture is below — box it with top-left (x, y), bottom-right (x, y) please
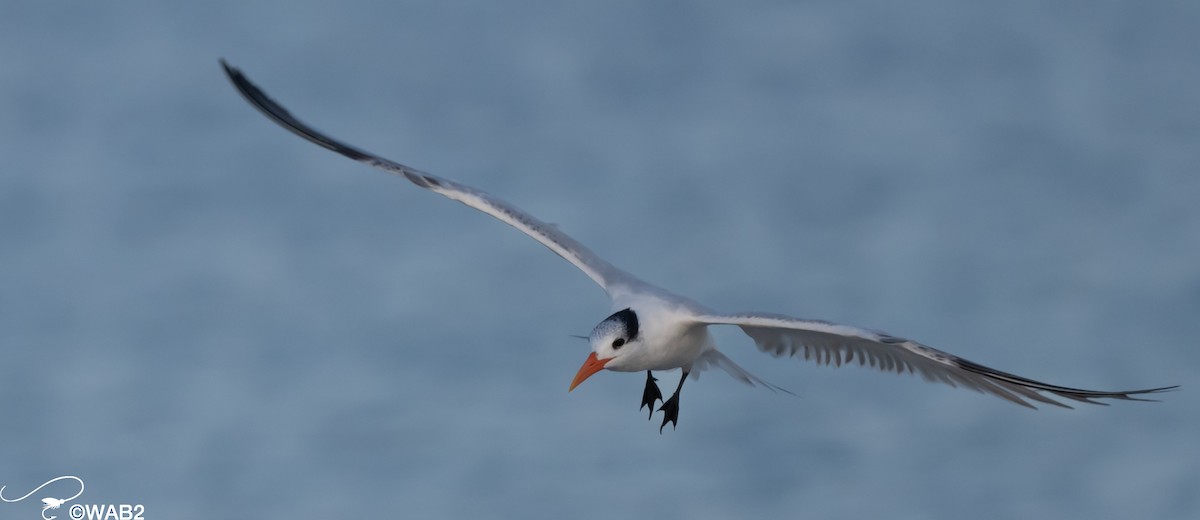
top-left (220, 60), bottom-right (650, 299)
top-left (694, 312), bottom-right (1177, 408)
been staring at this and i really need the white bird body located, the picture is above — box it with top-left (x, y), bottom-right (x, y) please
top-left (605, 295), bottom-right (713, 373)
top-left (220, 60), bottom-right (1175, 431)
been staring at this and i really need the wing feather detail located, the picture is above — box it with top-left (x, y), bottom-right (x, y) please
top-left (695, 312), bottom-right (1177, 409)
top-left (220, 60), bottom-right (647, 299)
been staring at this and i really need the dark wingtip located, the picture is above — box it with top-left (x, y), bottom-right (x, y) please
top-left (1115, 384), bottom-right (1180, 402)
top-left (1147, 384), bottom-right (1180, 393)
top-left (219, 60), bottom-right (257, 100)
top-left (954, 357), bottom-right (1180, 406)
top-left (218, 58), bottom-right (236, 76)
top-left (218, 59), bottom-right (374, 163)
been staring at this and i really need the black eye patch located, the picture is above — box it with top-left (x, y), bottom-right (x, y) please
top-left (610, 308), bottom-right (639, 340)
top-left (612, 338), bottom-right (626, 349)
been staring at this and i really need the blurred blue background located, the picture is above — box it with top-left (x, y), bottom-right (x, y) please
top-left (1, 1), bottom-right (1197, 519)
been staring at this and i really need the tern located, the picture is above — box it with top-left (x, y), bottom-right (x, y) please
top-left (221, 60), bottom-right (1175, 432)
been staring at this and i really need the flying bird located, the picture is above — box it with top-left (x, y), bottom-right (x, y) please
top-left (220, 60), bottom-right (1175, 432)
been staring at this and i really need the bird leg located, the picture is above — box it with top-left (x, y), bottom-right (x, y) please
top-left (640, 371), bottom-right (663, 419)
top-left (657, 371), bottom-right (688, 433)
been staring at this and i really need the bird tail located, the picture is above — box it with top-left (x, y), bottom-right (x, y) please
top-left (691, 349), bottom-right (795, 395)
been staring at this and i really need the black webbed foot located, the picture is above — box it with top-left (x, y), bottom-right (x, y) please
top-left (640, 371), bottom-right (663, 419)
top-left (656, 371), bottom-right (688, 433)
top-left (657, 393), bottom-right (680, 433)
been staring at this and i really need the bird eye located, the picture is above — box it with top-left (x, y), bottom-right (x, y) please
top-left (612, 338), bottom-right (626, 349)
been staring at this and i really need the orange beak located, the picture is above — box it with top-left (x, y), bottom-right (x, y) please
top-left (569, 352), bottom-right (610, 391)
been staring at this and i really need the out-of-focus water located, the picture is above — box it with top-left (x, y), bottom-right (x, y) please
top-left (1, 2), bottom-right (1196, 519)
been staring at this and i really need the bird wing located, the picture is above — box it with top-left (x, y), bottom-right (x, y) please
top-left (220, 60), bottom-right (651, 300)
top-left (693, 312), bottom-right (1176, 408)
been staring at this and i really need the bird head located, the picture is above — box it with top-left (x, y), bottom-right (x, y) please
top-left (569, 308), bottom-right (640, 391)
